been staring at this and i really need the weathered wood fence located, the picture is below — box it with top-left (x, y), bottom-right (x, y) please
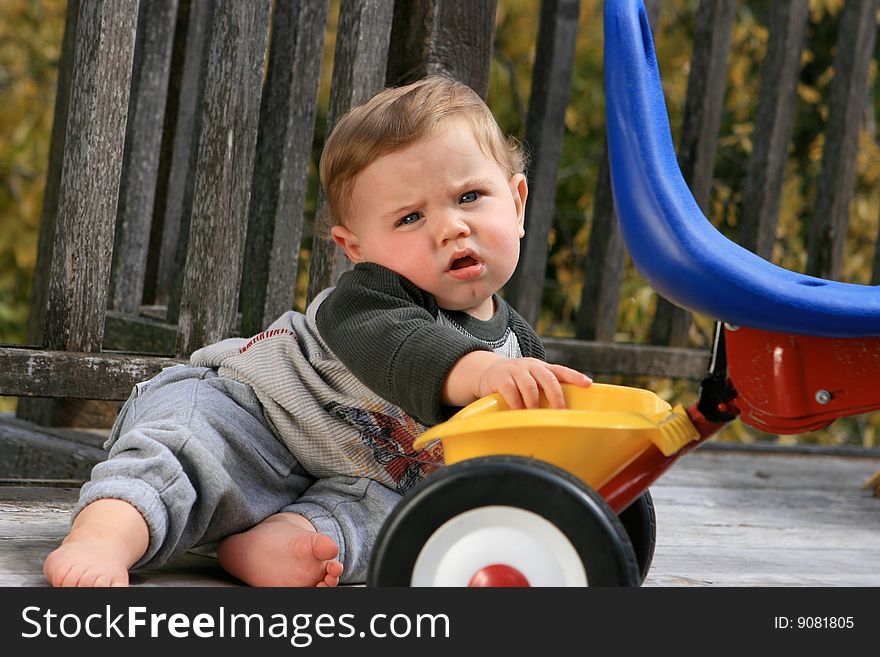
top-left (1, 0), bottom-right (879, 428)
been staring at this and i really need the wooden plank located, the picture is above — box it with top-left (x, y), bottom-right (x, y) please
top-left (306, 0), bottom-right (394, 302)
top-left (3, 449), bottom-right (877, 587)
top-left (578, 0), bottom-right (660, 342)
top-left (650, 0), bottom-right (736, 347)
top-left (0, 347), bottom-right (183, 400)
top-left (505, 0), bottom-right (579, 327)
top-left (108, 0), bottom-right (179, 315)
top-left (42, 309), bottom-right (244, 359)
top-left (738, 0), bottom-right (810, 259)
top-left (0, 419), bottom-right (105, 480)
top-left (386, 0), bottom-right (498, 99)
top-left (677, 0), bottom-right (737, 212)
top-left (542, 337), bottom-right (710, 380)
top-left (646, 449), bottom-right (880, 586)
top-left (17, 0), bottom-right (139, 428)
top-left (577, 141), bottom-right (624, 341)
top-left (0, 483), bottom-right (235, 586)
top-left (16, 0), bottom-right (80, 426)
top-left (39, 0), bottom-right (138, 353)
top-left (143, 0), bottom-right (193, 307)
top-left (174, 1), bottom-right (272, 356)
top-left (0, 539), bottom-right (237, 587)
top-left (145, 0), bottom-right (211, 309)
top-left (0, 339), bottom-right (706, 399)
top-left (102, 311), bottom-right (178, 355)
top-left (240, 0), bottom-right (330, 335)
top-left (806, 0), bottom-right (880, 279)
top-left (24, 0), bottom-right (78, 347)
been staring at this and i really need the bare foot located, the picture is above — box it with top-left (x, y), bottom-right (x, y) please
top-left (218, 513), bottom-right (343, 587)
top-left (44, 530), bottom-right (132, 587)
top-left (43, 499), bottom-right (149, 587)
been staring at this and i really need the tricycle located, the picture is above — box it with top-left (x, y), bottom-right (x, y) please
top-left (367, 0), bottom-right (880, 586)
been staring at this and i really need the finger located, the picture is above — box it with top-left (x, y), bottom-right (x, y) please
top-left (533, 366), bottom-right (566, 408)
top-left (513, 371), bottom-right (541, 409)
top-left (547, 364), bottom-right (592, 387)
top-left (493, 375), bottom-right (524, 410)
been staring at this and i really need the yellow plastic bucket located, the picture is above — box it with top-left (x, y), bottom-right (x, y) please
top-left (413, 383), bottom-right (698, 490)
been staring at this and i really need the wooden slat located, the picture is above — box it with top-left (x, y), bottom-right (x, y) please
top-left (578, 0), bottom-right (659, 342)
top-left (174, 1), bottom-right (272, 356)
top-left (102, 311), bottom-right (179, 355)
top-left (677, 0), bottom-right (737, 211)
top-left (806, 0), bottom-right (880, 279)
top-left (505, 0), bottom-right (579, 327)
top-left (542, 337), bottom-right (710, 380)
top-left (41, 0), bottom-right (139, 353)
top-left (16, 0), bottom-right (80, 426)
top-left (17, 1), bottom-right (139, 427)
top-left (0, 482), bottom-right (237, 586)
top-left (0, 338), bottom-right (708, 399)
top-left (650, 0), bottom-right (736, 347)
top-left (240, 0), bottom-right (330, 335)
top-left (577, 140), bottom-right (624, 341)
top-left (143, 0), bottom-right (193, 307)
top-left (385, 0), bottom-right (498, 99)
top-left (0, 421), bottom-right (105, 480)
top-left (145, 0), bottom-right (211, 309)
top-left (108, 0), bottom-right (179, 315)
top-left (24, 0), bottom-right (78, 348)
top-left (738, 0), bottom-right (810, 259)
top-left (306, 0), bottom-right (394, 302)
top-left (0, 348), bottom-right (183, 401)
top-left (647, 449), bottom-right (880, 586)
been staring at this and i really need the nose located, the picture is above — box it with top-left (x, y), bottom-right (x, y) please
top-left (434, 210), bottom-right (471, 244)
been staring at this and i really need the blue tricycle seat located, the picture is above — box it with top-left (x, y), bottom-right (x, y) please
top-left (604, 0), bottom-right (880, 338)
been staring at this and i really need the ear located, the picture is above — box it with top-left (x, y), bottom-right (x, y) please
top-left (330, 224), bottom-right (363, 262)
top-left (509, 173), bottom-right (528, 237)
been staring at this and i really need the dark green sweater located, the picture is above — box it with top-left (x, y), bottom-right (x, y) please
top-left (315, 263), bottom-right (544, 425)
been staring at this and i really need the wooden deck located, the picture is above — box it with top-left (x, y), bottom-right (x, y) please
top-left (1, 444), bottom-right (878, 587)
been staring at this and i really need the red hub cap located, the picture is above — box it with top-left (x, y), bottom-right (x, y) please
top-left (468, 564), bottom-right (530, 587)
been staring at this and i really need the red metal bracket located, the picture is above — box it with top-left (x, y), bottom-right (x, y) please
top-left (725, 325), bottom-right (880, 434)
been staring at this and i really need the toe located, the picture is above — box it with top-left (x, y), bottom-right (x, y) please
top-left (311, 534), bottom-right (339, 562)
top-left (327, 560), bottom-right (344, 578)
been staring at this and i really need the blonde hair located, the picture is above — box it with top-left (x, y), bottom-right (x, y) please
top-left (316, 75), bottom-right (525, 237)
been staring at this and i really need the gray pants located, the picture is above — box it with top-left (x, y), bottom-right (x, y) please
top-left (74, 365), bottom-right (400, 584)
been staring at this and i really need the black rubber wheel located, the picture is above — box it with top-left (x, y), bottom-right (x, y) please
top-left (368, 456), bottom-right (641, 587)
top-left (617, 490), bottom-right (657, 584)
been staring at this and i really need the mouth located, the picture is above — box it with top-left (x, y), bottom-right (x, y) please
top-left (450, 255), bottom-right (478, 270)
top-left (446, 250), bottom-right (484, 280)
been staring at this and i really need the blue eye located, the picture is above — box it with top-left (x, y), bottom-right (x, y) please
top-left (460, 191), bottom-right (480, 203)
top-left (397, 212), bottom-right (421, 227)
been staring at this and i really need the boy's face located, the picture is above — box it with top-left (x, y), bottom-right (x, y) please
top-left (331, 118), bottom-right (528, 319)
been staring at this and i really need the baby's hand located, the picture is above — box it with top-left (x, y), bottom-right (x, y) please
top-left (478, 357), bottom-right (592, 410)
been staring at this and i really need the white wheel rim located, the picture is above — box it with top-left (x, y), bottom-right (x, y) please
top-left (411, 505), bottom-right (589, 587)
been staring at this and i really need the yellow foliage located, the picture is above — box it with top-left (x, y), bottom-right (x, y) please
top-left (810, 0), bottom-right (844, 22)
top-left (797, 82), bottom-right (822, 105)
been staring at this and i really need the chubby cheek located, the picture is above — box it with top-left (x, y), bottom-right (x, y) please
top-left (370, 238), bottom-right (438, 284)
top-left (488, 230), bottom-right (522, 278)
